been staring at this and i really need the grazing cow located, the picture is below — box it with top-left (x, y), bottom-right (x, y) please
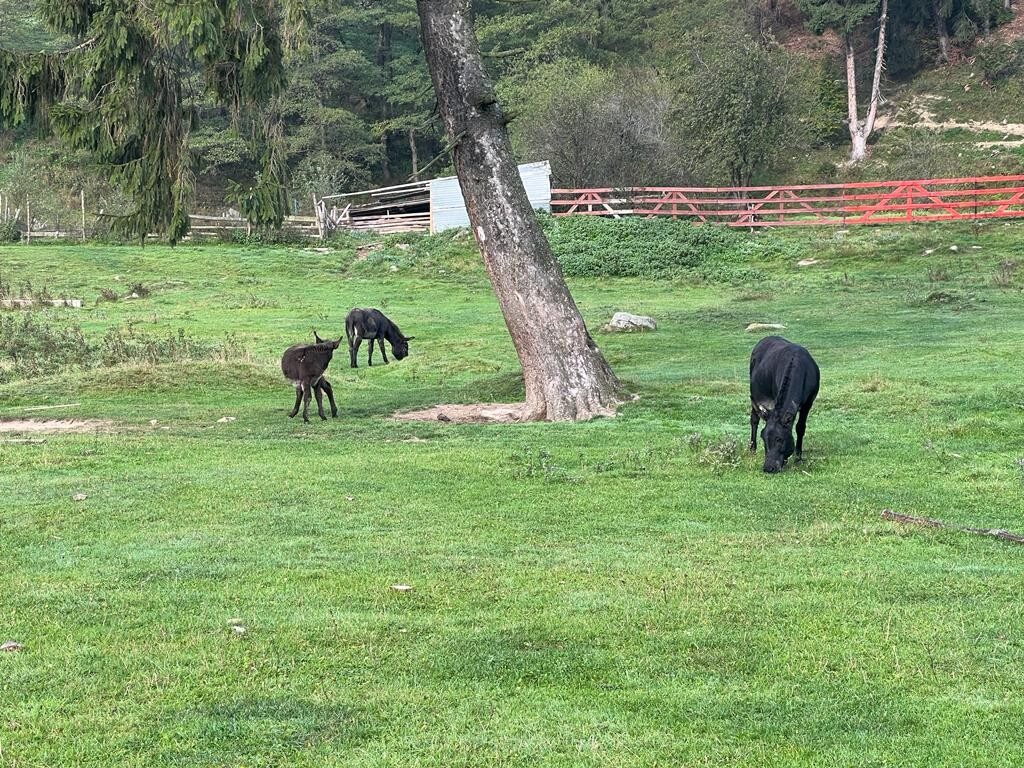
top-left (345, 308), bottom-right (414, 368)
top-left (280, 332), bottom-right (342, 422)
top-left (749, 336), bottom-right (820, 473)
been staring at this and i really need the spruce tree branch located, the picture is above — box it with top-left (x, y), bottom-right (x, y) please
top-left (408, 130), bottom-right (465, 180)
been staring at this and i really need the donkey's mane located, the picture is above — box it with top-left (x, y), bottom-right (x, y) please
top-left (772, 356), bottom-right (799, 424)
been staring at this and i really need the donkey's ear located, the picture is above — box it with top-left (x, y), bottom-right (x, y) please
top-left (334, 336), bottom-right (344, 348)
top-left (403, 335), bottom-right (416, 341)
top-left (313, 329), bottom-right (325, 344)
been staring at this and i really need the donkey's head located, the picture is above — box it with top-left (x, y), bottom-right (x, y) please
top-left (391, 334), bottom-right (414, 360)
top-left (761, 412), bottom-right (795, 474)
top-left (312, 330), bottom-right (343, 350)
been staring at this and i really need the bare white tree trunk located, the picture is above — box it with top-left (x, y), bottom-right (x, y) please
top-left (417, 0), bottom-right (623, 421)
top-left (845, 0), bottom-right (888, 164)
top-left (933, 0), bottom-right (951, 62)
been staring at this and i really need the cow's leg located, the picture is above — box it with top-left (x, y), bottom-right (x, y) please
top-left (288, 385), bottom-right (303, 418)
top-left (313, 378), bottom-right (327, 420)
top-left (321, 379), bottom-right (338, 417)
top-left (301, 380), bottom-right (313, 423)
top-left (749, 405), bottom-right (760, 452)
top-left (367, 338), bottom-right (375, 366)
top-left (350, 337), bottom-right (361, 368)
top-left (795, 406), bottom-right (811, 462)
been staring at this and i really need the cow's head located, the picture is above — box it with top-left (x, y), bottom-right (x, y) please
top-left (761, 414), bottom-right (794, 474)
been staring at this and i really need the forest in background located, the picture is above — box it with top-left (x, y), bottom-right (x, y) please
top-left (2, 0), bottom-right (1024, 222)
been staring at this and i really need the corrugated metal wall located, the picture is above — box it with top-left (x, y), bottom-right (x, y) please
top-left (429, 160), bottom-right (551, 233)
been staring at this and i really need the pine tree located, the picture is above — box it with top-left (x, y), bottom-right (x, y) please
top-left (0, 0), bottom-right (308, 242)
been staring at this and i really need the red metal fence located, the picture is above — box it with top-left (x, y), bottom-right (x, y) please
top-left (551, 175), bottom-right (1024, 227)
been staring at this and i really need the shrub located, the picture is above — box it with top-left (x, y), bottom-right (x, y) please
top-left (0, 220), bottom-right (21, 243)
top-left (0, 314), bottom-right (92, 383)
top-left (977, 41), bottom-right (1024, 84)
top-left (99, 326), bottom-right (211, 366)
top-left (540, 215), bottom-right (762, 283)
top-left (0, 315), bottom-right (243, 384)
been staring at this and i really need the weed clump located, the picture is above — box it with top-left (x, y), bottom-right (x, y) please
top-left (688, 433), bottom-right (743, 471)
top-left (0, 315), bottom-right (246, 384)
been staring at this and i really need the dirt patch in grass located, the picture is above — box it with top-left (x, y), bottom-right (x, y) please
top-left (393, 403), bottom-right (532, 424)
top-left (0, 419), bottom-right (112, 434)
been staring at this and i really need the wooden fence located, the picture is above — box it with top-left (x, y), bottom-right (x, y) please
top-left (186, 213), bottom-right (321, 240)
top-left (551, 175), bottom-right (1024, 227)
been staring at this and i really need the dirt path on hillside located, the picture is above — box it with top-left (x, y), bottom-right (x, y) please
top-left (878, 94), bottom-right (1024, 145)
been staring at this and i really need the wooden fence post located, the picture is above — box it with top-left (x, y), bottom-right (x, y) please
top-left (81, 190), bottom-right (87, 242)
top-left (26, 199), bottom-right (31, 244)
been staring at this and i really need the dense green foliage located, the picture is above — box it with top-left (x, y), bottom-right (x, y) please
top-left (540, 216), bottom-right (764, 282)
top-left (2, 0), bottom-right (1023, 230)
top-left (2, 223), bottom-right (1024, 764)
top-left (1, 0), bottom-right (307, 241)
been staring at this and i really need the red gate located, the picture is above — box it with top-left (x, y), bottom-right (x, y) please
top-left (550, 175), bottom-right (1024, 227)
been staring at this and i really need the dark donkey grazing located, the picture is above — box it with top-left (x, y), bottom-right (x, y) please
top-left (749, 336), bottom-right (820, 473)
top-left (280, 332), bottom-right (342, 422)
top-left (345, 308), bottom-right (414, 368)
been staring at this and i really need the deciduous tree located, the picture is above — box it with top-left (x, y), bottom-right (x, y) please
top-left (417, 0), bottom-right (623, 420)
top-left (798, 0), bottom-right (888, 163)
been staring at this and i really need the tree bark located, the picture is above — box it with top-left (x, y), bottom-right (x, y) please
top-left (408, 128), bottom-right (419, 180)
top-left (933, 0), bottom-right (951, 62)
top-left (844, 0), bottom-right (887, 164)
top-left (416, 0), bottom-right (623, 421)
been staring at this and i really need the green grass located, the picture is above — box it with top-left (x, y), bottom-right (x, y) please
top-left (2, 222), bottom-right (1024, 766)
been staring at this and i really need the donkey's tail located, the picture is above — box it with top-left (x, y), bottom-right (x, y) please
top-left (345, 314), bottom-right (356, 346)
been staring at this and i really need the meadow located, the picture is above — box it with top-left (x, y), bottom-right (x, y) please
top-left (1, 221), bottom-right (1023, 767)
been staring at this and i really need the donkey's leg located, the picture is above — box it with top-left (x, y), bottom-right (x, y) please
top-left (350, 337), bottom-right (361, 368)
top-left (289, 384), bottom-right (303, 418)
top-left (380, 341), bottom-right (389, 364)
top-left (321, 379), bottom-right (338, 417)
top-left (749, 405), bottom-right (760, 452)
top-left (795, 406), bottom-right (811, 463)
top-left (313, 378), bottom-right (327, 420)
top-left (301, 380), bottom-right (313, 423)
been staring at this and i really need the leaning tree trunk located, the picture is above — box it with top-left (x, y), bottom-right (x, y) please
top-left (416, 0), bottom-right (622, 421)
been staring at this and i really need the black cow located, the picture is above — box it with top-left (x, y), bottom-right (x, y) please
top-left (749, 336), bottom-right (820, 473)
top-left (345, 308), bottom-right (414, 368)
top-left (280, 332), bottom-right (342, 422)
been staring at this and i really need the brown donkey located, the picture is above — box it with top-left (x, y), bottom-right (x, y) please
top-left (280, 331), bottom-right (342, 422)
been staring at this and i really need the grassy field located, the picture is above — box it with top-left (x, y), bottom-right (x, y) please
top-left (1, 222), bottom-right (1023, 767)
